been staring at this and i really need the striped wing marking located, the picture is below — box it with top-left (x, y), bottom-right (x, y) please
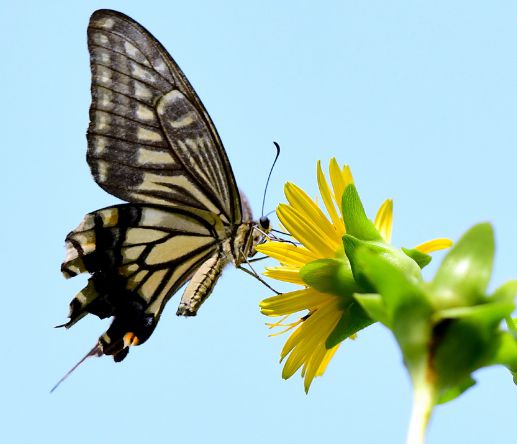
top-left (61, 204), bottom-right (226, 358)
top-left (87, 9), bottom-right (242, 224)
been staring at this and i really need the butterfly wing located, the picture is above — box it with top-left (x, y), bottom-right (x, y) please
top-left (62, 204), bottom-right (228, 360)
top-left (87, 9), bottom-right (242, 225)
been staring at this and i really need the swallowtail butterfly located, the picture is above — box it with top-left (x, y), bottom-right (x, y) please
top-left (58, 9), bottom-right (270, 370)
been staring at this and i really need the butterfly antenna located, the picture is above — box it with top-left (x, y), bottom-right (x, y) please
top-left (271, 228), bottom-right (296, 237)
top-left (50, 342), bottom-right (103, 393)
top-left (261, 142), bottom-right (281, 217)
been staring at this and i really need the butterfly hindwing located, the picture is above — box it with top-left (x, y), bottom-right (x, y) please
top-left (62, 204), bottom-right (227, 357)
top-left (87, 9), bottom-right (242, 224)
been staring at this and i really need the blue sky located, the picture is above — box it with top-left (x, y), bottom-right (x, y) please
top-left (2, 1), bottom-right (517, 443)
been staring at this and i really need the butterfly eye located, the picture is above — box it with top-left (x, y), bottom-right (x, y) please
top-left (259, 216), bottom-right (270, 232)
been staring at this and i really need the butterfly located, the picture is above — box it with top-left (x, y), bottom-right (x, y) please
top-left (58, 9), bottom-right (271, 370)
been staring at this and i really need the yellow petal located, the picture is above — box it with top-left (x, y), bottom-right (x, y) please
top-left (281, 302), bottom-right (341, 381)
top-left (263, 267), bottom-right (305, 285)
top-left (342, 165), bottom-right (354, 186)
top-left (316, 344), bottom-right (340, 377)
top-left (374, 199), bottom-right (393, 242)
top-left (316, 161), bottom-right (343, 234)
top-left (277, 204), bottom-right (338, 258)
top-left (303, 343), bottom-right (327, 392)
top-left (329, 158), bottom-right (346, 212)
top-left (415, 238), bottom-right (453, 253)
top-left (284, 182), bottom-right (341, 244)
top-left (279, 319), bottom-right (303, 360)
top-left (302, 343), bottom-right (340, 391)
top-left (280, 300), bottom-right (339, 358)
top-left (260, 288), bottom-right (333, 316)
top-left (282, 330), bottom-right (323, 380)
top-left (256, 241), bottom-right (319, 267)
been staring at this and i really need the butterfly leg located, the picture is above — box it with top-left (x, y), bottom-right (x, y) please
top-left (247, 255), bottom-right (269, 263)
top-left (237, 262), bottom-right (281, 295)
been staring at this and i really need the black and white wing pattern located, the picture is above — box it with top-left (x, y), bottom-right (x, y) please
top-left (58, 9), bottom-right (264, 371)
top-left (62, 204), bottom-right (228, 362)
top-left (87, 9), bottom-right (242, 225)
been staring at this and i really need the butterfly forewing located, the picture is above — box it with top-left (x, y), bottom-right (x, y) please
top-left (87, 9), bottom-right (242, 224)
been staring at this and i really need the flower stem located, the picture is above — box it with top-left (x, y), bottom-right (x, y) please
top-left (406, 366), bottom-right (436, 444)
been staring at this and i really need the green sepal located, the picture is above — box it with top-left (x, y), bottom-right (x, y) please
top-left (299, 256), bottom-right (376, 349)
top-left (402, 247), bottom-right (432, 269)
top-left (325, 301), bottom-right (374, 349)
top-left (344, 234), bottom-right (423, 294)
top-left (300, 258), bottom-right (359, 297)
top-left (342, 235), bottom-right (383, 292)
top-left (436, 377), bottom-right (476, 404)
top-left (354, 293), bottom-right (389, 326)
top-left (341, 184), bottom-right (383, 241)
top-left (431, 223), bottom-right (494, 309)
top-left (342, 221), bottom-right (517, 409)
top-left (353, 246), bottom-right (432, 371)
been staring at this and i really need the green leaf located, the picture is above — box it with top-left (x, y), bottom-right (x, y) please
top-left (437, 377), bottom-right (476, 404)
top-left (402, 247), bottom-right (432, 269)
top-left (507, 317), bottom-right (517, 338)
top-left (431, 223), bottom-right (494, 309)
top-left (432, 319), bottom-right (485, 388)
top-left (431, 304), bottom-right (507, 389)
top-left (300, 258), bottom-right (359, 297)
top-left (434, 301), bottom-right (515, 325)
top-left (341, 184), bottom-right (382, 241)
top-left (489, 332), bottom-right (517, 381)
top-left (491, 280), bottom-right (517, 304)
top-left (326, 301), bottom-right (375, 349)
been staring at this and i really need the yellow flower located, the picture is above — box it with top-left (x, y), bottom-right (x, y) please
top-left (258, 159), bottom-right (451, 392)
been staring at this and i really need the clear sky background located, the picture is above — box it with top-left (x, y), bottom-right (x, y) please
top-left (2, 1), bottom-right (517, 443)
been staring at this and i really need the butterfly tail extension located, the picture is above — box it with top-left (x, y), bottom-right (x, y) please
top-left (50, 343), bottom-right (104, 393)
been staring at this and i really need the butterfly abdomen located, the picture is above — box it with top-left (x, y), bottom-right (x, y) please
top-left (176, 250), bottom-right (229, 316)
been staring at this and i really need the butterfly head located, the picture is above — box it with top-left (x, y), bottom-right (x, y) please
top-left (246, 215), bottom-right (271, 258)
